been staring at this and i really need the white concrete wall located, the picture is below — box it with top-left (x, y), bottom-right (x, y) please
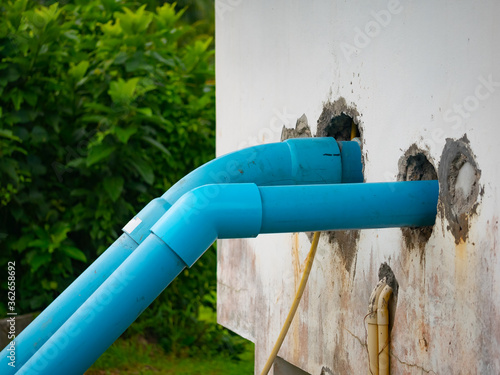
top-left (216, 1), bottom-right (500, 373)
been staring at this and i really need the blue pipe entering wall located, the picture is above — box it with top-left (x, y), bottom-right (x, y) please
top-left (0, 137), bottom-right (361, 373)
top-left (16, 181), bottom-right (438, 375)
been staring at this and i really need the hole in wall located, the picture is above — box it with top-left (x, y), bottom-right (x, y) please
top-left (378, 262), bottom-right (398, 333)
top-left (280, 98), bottom-right (363, 274)
top-left (317, 98), bottom-right (362, 274)
top-left (316, 97), bottom-right (361, 142)
top-left (398, 145), bottom-right (438, 253)
top-left (438, 135), bottom-right (481, 244)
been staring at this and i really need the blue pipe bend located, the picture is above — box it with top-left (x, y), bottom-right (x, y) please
top-left (17, 181), bottom-right (438, 375)
top-left (152, 183), bottom-right (263, 266)
top-left (1, 137), bottom-right (355, 373)
top-left (155, 181), bottom-right (439, 269)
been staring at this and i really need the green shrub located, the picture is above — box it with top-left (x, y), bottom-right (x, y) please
top-left (0, 0), bottom-right (232, 357)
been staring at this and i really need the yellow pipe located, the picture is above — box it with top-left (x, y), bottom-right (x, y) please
top-left (350, 120), bottom-right (357, 140)
top-left (377, 285), bottom-right (393, 375)
top-left (260, 231), bottom-right (321, 375)
top-left (367, 278), bottom-right (386, 375)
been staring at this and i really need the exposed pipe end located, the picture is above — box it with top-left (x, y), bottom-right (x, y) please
top-left (337, 140), bottom-right (363, 183)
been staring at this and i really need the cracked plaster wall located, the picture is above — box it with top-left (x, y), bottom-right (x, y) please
top-left (216, 1), bottom-right (500, 374)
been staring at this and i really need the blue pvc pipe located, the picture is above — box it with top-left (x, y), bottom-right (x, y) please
top-left (17, 181), bottom-right (438, 374)
top-left (1, 137), bottom-right (352, 373)
top-left (17, 234), bottom-right (185, 375)
top-left (258, 181), bottom-right (439, 233)
top-left (129, 137), bottom-right (345, 244)
top-left (0, 233), bottom-right (137, 374)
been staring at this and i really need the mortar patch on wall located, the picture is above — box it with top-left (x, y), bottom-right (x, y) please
top-left (280, 103), bottom-right (362, 274)
top-left (280, 114), bottom-right (312, 140)
top-left (398, 145), bottom-right (438, 255)
top-left (317, 98), bottom-right (362, 274)
top-left (438, 135), bottom-right (482, 244)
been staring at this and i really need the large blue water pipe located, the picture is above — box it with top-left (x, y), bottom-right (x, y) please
top-left (16, 180), bottom-right (438, 374)
top-left (0, 137), bottom-right (362, 373)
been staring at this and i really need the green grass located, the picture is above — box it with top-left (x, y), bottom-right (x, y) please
top-left (85, 335), bottom-right (255, 375)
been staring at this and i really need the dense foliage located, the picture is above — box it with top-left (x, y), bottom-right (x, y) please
top-left (0, 0), bottom-right (237, 356)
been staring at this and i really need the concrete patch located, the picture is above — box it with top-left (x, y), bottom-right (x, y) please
top-left (398, 145), bottom-right (438, 255)
top-left (438, 135), bottom-right (481, 244)
top-left (281, 114), bottom-right (313, 140)
top-left (316, 98), bottom-right (363, 274)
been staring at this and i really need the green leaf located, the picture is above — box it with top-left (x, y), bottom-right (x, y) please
top-left (30, 253), bottom-right (52, 273)
top-left (86, 143), bottom-right (116, 167)
top-left (115, 124), bottom-right (138, 143)
top-left (23, 91), bottom-right (37, 106)
top-left (116, 5), bottom-right (153, 35)
top-left (28, 239), bottom-right (49, 248)
top-left (156, 3), bottom-right (186, 30)
top-left (50, 223), bottom-right (70, 245)
top-left (68, 60), bottom-right (89, 83)
top-left (130, 157), bottom-right (154, 185)
top-left (41, 279), bottom-right (58, 290)
top-left (108, 77), bottom-right (140, 105)
top-left (141, 135), bottom-right (171, 156)
top-left (136, 107), bottom-right (152, 116)
top-left (11, 89), bottom-right (23, 111)
top-left (61, 246), bottom-right (87, 263)
top-left (99, 19), bottom-right (123, 37)
top-left (0, 129), bottom-right (21, 142)
top-left (67, 157), bottom-right (85, 168)
top-left (12, 235), bottom-right (32, 253)
top-left (103, 176), bottom-right (124, 201)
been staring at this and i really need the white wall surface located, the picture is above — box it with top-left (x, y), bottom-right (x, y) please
top-left (216, 1), bottom-right (500, 373)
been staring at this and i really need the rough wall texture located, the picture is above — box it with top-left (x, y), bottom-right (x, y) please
top-left (216, 1), bottom-right (500, 374)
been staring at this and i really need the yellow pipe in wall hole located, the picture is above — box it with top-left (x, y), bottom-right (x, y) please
top-left (367, 278), bottom-right (386, 375)
top-left (377, 285), bottom-right (393, 375)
